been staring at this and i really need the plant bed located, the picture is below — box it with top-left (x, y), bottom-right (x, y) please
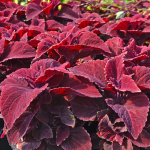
top-left (1, 0), bottom-right (150, 150)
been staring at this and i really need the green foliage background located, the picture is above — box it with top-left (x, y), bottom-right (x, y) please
top-left (13, 0), bottom-right (138, 5)
top-left (13, 0), bottom-right (70, 5)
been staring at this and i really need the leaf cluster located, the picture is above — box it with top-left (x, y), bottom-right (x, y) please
top-left (0, 0), bottom-right (150, 150)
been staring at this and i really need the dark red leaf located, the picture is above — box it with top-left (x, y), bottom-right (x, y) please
top-left (7, 111), bottom-right (36, 145)
top-left (49, 96), bottom-right (75, 127)
top-left (69, 59), bottom-right (108, 88)
top-left (132, 66), bottom-right (150, 90)
top-left (61, 127), bottom-right (92, 150)
top-left (20, 135), bottom-right (41, 150)
top-left (0, 77), bottom-right (48, 129)
top-left (70, 96), bottom-right (106, 121)
top-left (36, 108), bottom-right (49, 124)
top-left (32, 123), bottom-right (53, 141)
top-left (36, 38), bottom-right (58, 59)
top-left (45, 20), bottom-right (64, 31)
top-left (106, 93), bottom-right (149, 139)
top-left (51, 74), bottom-right (102, 98)
top-left (105, 37), bottom-right (124, 57)
top-left (109, 74), bottom-right (141, 93)
top-left (26, 3), bottom-right (42, 21)
top-left (125, 129), bottom-right (150, 148)
top-left (31, 58), bottom-right (60, 72)
top-left (8, 68), bottom-right (38, 81)
top-left (97, 115), bottom-right (116, 142)
top-left (105, 54), bottom-right (140, 92)
top-left (45, 143), bottom-right (63, 150)
top-left (58, 106), bottom-right (75, 127)
top-left (0, 41), bottom-right (36, 63)
top-left (122, 140), bottom-right (133, 150)
top-left (56, 124), bottom-right (70, 146)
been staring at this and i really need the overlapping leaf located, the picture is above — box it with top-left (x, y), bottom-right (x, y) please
top-left (70, 96), bottom-right (106, 121)
top-left (106, 92), bottom-right (149, 139)
top-left (61, 127), bottom-right (92, 150)
top-left (0, 77), bottom-right (48, 129)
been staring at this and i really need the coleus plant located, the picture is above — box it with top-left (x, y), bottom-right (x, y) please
top-left (0, 0), bottom-right (150, 150)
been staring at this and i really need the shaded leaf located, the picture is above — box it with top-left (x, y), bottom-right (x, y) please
top-left (70, 96), bottom-right (106, 121)
top-left (32, 123), bottom-right (53, 141)
top-left (0, 77), bottom-right (48, 129)
top-left (61, 127), bottom-right (92, 150)
top-left (106, 93), bottom-right (149, 139)
top-left (56, 124), bottom-right (70, 146)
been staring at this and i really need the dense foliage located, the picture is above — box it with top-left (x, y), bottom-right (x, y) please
top-left (1, 0), bottom-right (150, 149)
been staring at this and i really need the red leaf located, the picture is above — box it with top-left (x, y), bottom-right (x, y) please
top-left (32, 123), bottom-right (53, 141)
top-left (51, 74), bottom-right (102, 98)
top-left (0, 77), bottom-right (48, 129)
top-left (105, 37), bottom-right (124, 56)
top-left (105, 54), bottom-right (140, 92)
top-left (36, 108), bottom-right (50, 124)
top-left (45, 20), bottom-right (64, 31)
top-left (58, 106), bottom-right (75, 127)
top-left (31, 59), bottom-right (60, 72)
top-left (0, 41), bottom-right (36, 63)
top-left (70, 96), bottom-right (106, 121)
top-left (97, 115), bottom-right (116, 142)
top-left (109, 74), bottom-right (141, 93)
top-left (36, 38), bottom-right (57, 59)
top-left (20, 135), bottom-right (41, 150)
top-left (125, 130), bottom-right (150, 148)
top-left (106, 93), bottom-right (149, 139)
top-left (61, 127), bottom-right (92, 150)
top-left (106, 54), bottom-right (126, 83)
top-left (7, 111), bottom-right (36, 145)
top-left (8, 68), bottom-right (38, 81)
top-left (69, 59), bottom-right (108, 88)
top-left (56, 124), bottom-right (70, 146)
top-left (26, 3), bottom-right (42, 21)
top-left (132, 66), bottom-right (150, 90)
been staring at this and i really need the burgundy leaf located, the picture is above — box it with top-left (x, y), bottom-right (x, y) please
top-left (61, 127), bottom-right (92, 150)
top-left (20, 135), bottom-right (41, 150)
top-left (56, 124), bottom-right (70, 146)
top-left (51, 74), bottom-right (102, 98)
top-left (109, 74), bottom-right (141, 93)
top-left (106, 93), bottom-right (149, 139)
top-left (36, 108), bottom-right (49, 124)
top-left (105, 54), bottom-right (126, 83)
top-left (57, 5), bottom-right (79, 20)
top-left (58, 106), bottom-right (75, 127)
top-left (45, 143), bottom-right (63, 150)
top-left (125, 129), bottom-right (150, 148)
top-left (26, 3), bottom-right (42, 21)
top-left (8, 68), bottom-right (38, 81)
top-left (45, 20), bottom-right (64, 31)
top-left (7, 111), bottom-right (36, 145)
top-left (132, 66), bottom-right (150, 90)
top-left (122, 140), bottom-right (133, 150)
top-left (70, 96), bottom-right (106, 121)
top-left (69, 59), bottom-right (108, 88)
top-left (105, 37), bottom-right (124, 56)
top-left (32, 123), bottom-right (53, 141)
top-left (36, 38), bottom-right (58, 59)
top-left (0, 41), bottom-right (36, 63)
top-left (0, 38), bottom-right (5, 59)
top-left (49, 96), bottom-right (75, 127)
top-left (97, 115), bottom-right (116, 142)
top-left (31, 58), bottom-right (60, 72)
top-left (0, 77), bottom-right (48, 129)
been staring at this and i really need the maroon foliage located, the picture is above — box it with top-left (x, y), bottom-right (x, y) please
top-left (0, 0), bottom-right (150, 150)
